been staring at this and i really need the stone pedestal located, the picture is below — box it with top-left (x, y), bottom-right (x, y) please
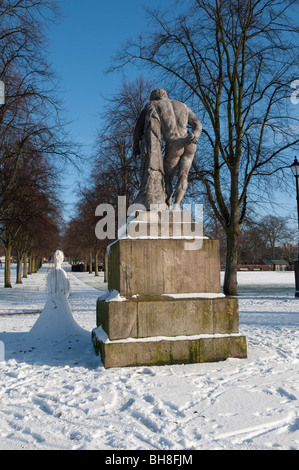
top-left (92, 211), bottom-right (247, 368)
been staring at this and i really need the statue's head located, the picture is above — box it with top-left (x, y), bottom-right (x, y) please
top-left (54, 250), bottom-right (64, 268)
top-left (150, 88), bottom-right (168, 100)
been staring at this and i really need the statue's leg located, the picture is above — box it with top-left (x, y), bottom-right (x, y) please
top-left (164, 163), bottom-right (176, 207)
top-left (173, 144), bottom-right (196, 209)
top-left (164, 141), bottom-right (184, 207)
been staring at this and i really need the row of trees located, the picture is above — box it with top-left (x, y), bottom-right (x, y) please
top-left (0, 0), bottom-right (73, 287)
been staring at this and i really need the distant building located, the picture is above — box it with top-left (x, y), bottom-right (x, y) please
top-left (263, 260), bottom-right (289, 271)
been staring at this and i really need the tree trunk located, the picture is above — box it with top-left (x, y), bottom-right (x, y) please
top-left (32, 256), bottom-right (37, 273)
top-left (28, 254), bottom-right (33, 275)
top-left (31, 256), bottom-right (35, 273)
top-left (104, 249), bottom-right (108, 283)
top-left (23, 253), bottom-right (28, 278)
top-left (94, 249), bottom-right (99, 276)
top-left (89, 249), bottom-right (93, 274)
top-left (222, 158), bottom-right (241, 297)
top-left (16, 251), bottom-right (23, 284)
top-left (4, 240), bottom-right (12, 288)
top-left (223, 225), bottom-right (239, 296)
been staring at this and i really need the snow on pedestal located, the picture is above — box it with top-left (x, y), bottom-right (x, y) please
top-left (30, 250), bottom-right (84, 339)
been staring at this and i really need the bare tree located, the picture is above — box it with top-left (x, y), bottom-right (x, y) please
top-left (111, 0), bottom-right (299, 295)
top-left (259, 215), bottom-right (294, 259)
top-left (0, 0), bottom-right (76, 185)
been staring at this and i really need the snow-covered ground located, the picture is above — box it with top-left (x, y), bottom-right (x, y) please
top-left (0, 263), bottom-right (298, 450)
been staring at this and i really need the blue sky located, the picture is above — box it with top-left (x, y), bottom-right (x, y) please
top-left (47, 0), bottom-right (173, 218)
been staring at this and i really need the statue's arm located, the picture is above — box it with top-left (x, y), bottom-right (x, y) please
top-left (133, 108), bottom-right (147, 157)
top-left (187, 109), bottom-right (202, 143)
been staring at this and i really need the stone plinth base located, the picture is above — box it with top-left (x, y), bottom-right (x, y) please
top-left (92, 292), bottom-right (247, 368)
top-left (92, 327), bottom-right (247, 369)
top-left (96, 293), bottom-right (240, 340)
top-left (92, 210), bottom-right (247, 368)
